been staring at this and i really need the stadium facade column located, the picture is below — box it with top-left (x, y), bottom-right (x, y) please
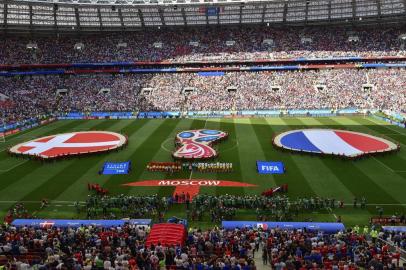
top-left (74, 7), bottom-right (80, 30)
top-left (376, 0), bottom-right (381, 18)
top-left (29, 5), bottom-right (33, 29)
top-left (181, 7), bottom-right (186, 26)
top-left (118, 8), bottom-right (124, 28)
top-left (3, 0), bottom-right (7, 28)
top-left (305, 0), bottom-right (309, 23)
top-left (137, 9), bottom-right (145, 28)
top-left (97, 7), bottom-right (102, 30)
top-left (217, 6), bottom-right (220, 25)
top-left (239, 4), bottom-right (243, 24)
top-left (351, 0), bottom-right (356, 21)
top-left (158, 7), bottom-right (165, 27)
top-left (53, 4), bottom-right (58, 30)
top-left (261, 4), bottom-right (266, 24)
top-left (283, 2), bottom-right (288, 23)
top-left (404, 0), bottom-right (406, 15)
top-left (328, 0), bottom-right (332, 21)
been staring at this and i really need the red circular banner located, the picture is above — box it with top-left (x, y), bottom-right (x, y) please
top-left (10, 131), bottom-right (127, 159)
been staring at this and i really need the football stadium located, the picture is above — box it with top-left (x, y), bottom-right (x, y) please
top-left (1, 0), bottom-right (406, 268)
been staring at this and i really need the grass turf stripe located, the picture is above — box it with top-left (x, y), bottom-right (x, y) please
top-left (185, 119), bottom-right (221, 196)
top-left (0, 120), bottom-right (75, 152)
top-left (351, 117), bottom-right (406, 145)
top-left (19, 120), bottom-right (120, 210)
top-left (275, 117), bottom-right (354, 201)
top-left (251, 117), bottom-right (317, 198)
top-left (0, 120), bottom-right (113, 212)
top-left (213, 118), bottom-right (245, 196)
top-left (312, 117), bottom-right (400, 205)
top-left (53, 120), bottom-right (140, 202)
top-left (234, 118), bottom-right (276, 193)
top-left (0, 120), bottom-right (97, 188)
top-left (112, 119), bottom-right (182, 196)
top-left (335, 117), bottom-right (406, 174)
top-left (92, 119), bottom-right (162, 194)
top-left (157, 118), bottom-right (210, 197)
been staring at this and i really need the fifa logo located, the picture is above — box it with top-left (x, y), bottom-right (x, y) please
top-left (173, 129), bottom-right (228, 159)
top-left (261, 165), bottom-right (280, 172)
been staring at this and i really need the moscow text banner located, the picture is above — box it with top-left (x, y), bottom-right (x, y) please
top-left (257, 161), bottom-right (285, 174)
top-left (102, 161), bottom-right (131, 175)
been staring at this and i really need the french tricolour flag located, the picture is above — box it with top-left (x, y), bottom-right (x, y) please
top-left (278, 129), bottom-right (394, 157)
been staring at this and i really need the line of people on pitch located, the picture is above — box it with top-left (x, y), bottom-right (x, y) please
top-left (182, 163), bottom-right (233, 173)
top-left (146, 162), bottom-right (233, 173)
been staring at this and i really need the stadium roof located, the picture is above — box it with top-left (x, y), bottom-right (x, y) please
top-left (0, 0), bottom-right (405, 31)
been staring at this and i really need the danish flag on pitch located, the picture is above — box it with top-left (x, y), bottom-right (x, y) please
top-left (10, 131), bottom-right (127, 159)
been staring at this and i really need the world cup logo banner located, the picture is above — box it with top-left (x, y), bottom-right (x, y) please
top-left (173, 129), bottom-right (228, 159)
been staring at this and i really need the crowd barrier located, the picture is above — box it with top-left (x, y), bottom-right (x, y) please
top-left (372, 115), bottom-right (406, 128)
top-left (59, 110), bottom-right (361, 120)
top-left (1, 55), bottom-right (406, 71)
top-left (2, 62), bottom-right (406, 76)
top-left (382, 226), bottom-right (406, 233)
top-left (0, 118), bottom-right (55, 137)
top-left (11, 219), bottom-right (151, 228)
top-left (58, 112), bottom-right (137, 120)
top-left (221, 221), bottom-right (345, 233)
top-left (4, 109), bottom-right (402, 135)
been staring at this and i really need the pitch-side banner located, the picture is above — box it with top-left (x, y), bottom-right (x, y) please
top-left (222, 221), bottom-right (345, 233)
top-left (257, 161), bottom-right (285, 174)
top-left (12, 219), bottom-right (151, 228)
top-left (102, 161), bottom-right (131, 175)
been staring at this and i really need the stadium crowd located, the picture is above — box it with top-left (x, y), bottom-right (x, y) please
top-left (0, 222), bottom-right (405, 269)
top-left (1, 26), bottom-right (406, 64)
top-left (1, 68), bottom-right (406, 125)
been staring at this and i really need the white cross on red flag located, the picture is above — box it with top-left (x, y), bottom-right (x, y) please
top-left (10, 131), bottom-right (126, 158)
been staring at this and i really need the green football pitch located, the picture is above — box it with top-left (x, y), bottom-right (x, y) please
top-left (1, 116), bottom-right (405, 228)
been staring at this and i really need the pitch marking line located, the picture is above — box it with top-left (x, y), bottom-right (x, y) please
top-left (161, 137), bottom-right (238, 154)
top-left (368, 118), bottom-right (406, 138)
top-left (160, 138), bottom-right (175, 153)
top-left (371, 157), bottom-right (406, 174)
top-left (327, 207), bottom-right (338, 221)
top-left (0, 124), bottom-right (60, 151)
top-left (0, 160), bottom-right (28, 172)
top-left (380, 133), bottom-right (406, 136)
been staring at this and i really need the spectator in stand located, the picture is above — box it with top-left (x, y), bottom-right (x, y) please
top-left (0, 224), bottom-right (403, 269)
top-left (1, 68), bottom-right (405, 125)
top-left (0, 26), bottom-right (405, 64)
